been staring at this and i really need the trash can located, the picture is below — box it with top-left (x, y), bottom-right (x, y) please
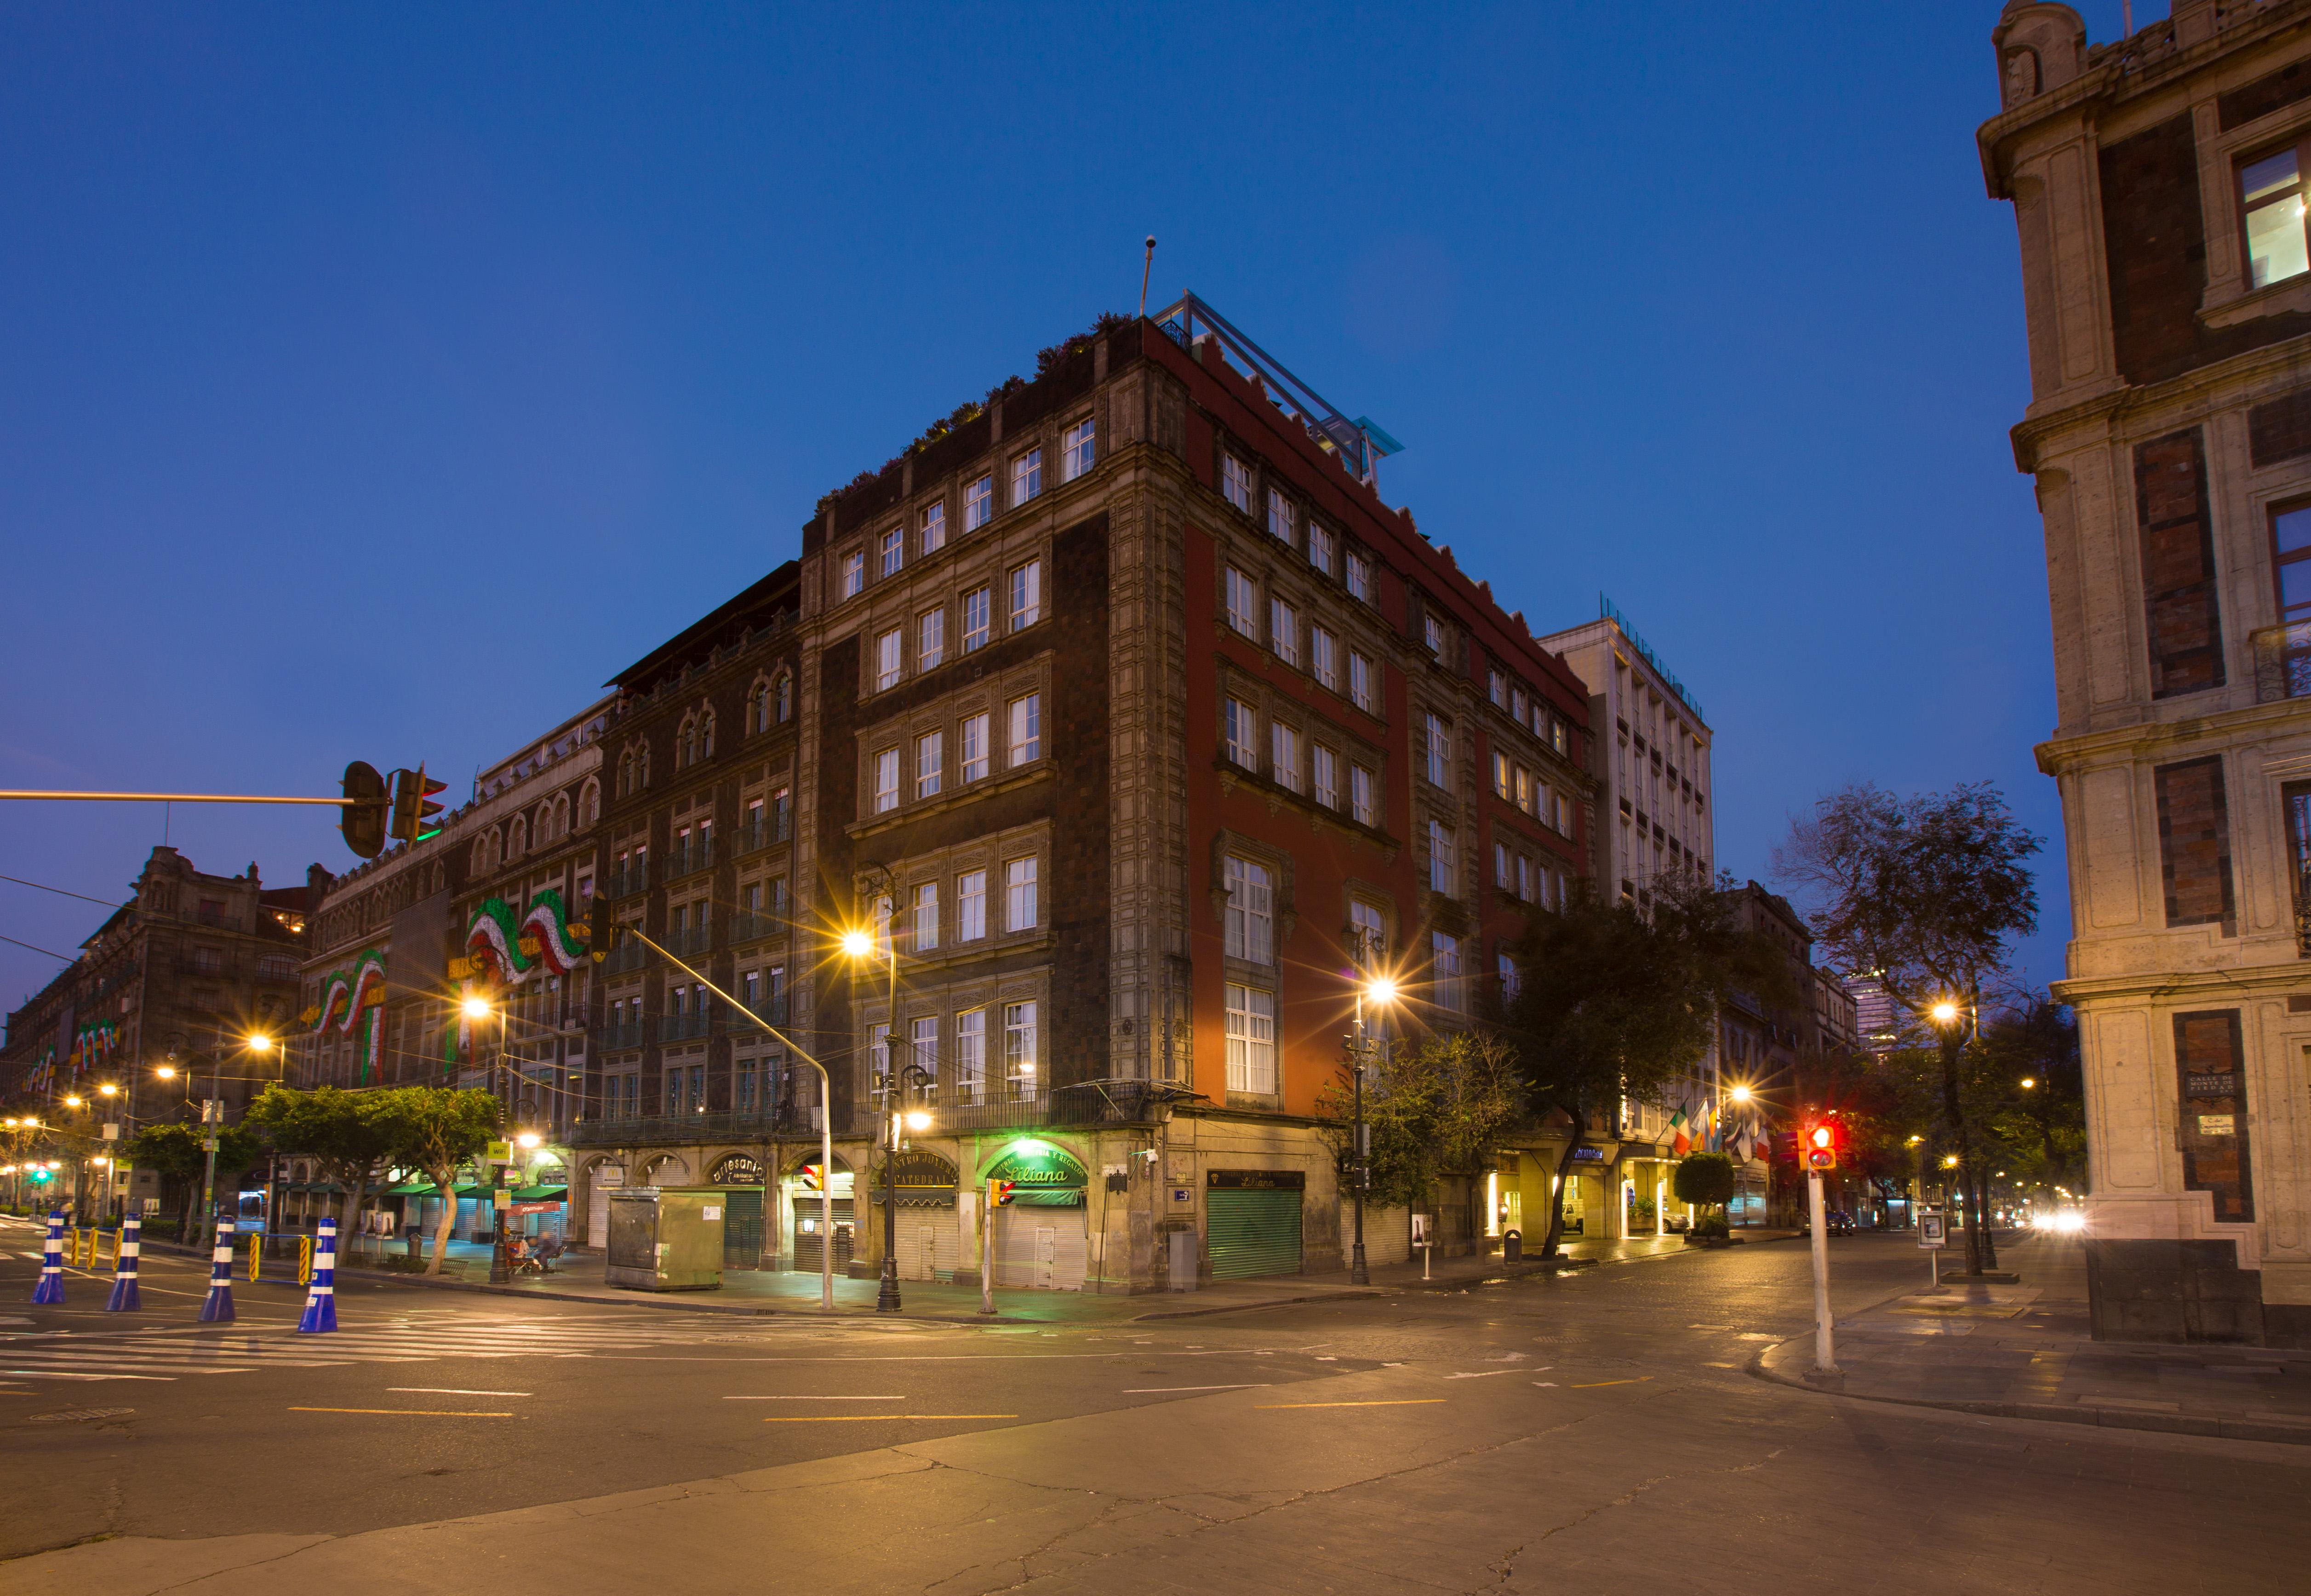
top-left (1502, 1228), bottom-right (1522, 1263)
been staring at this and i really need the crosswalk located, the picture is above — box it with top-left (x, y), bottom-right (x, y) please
top-left (0, 1314), bottom-right (767, 1383)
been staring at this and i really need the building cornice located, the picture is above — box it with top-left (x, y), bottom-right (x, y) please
top-left (2009, 328), bottom-right (2311, 472)
top-left (2035, 693), bottom-right (2311, 774)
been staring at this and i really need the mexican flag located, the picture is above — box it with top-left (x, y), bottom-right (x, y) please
top-left (1669, 1107), bottom-right (1692, 1156)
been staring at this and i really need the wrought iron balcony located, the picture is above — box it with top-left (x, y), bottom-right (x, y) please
top-left (2253, 620), bottom-right (2311, 703)
top-left (738, 810), bottom-right (793, 853)
top-left (607, 863), bottom-right (650, 899)
top-left (600, 940), bottom-right (651, 975)
top-left (669, 926), bottom-right (713, 958)
top-left (666, 839), bottom-right (716, 880)
top-left (880, 1079), bottom-right (1164, 1133)
top-left (659, 1011), bottom-right (713, 1043)
top-left (568, 1103), bottom-right (814, 1147)
top-left (596, 1022), bottom-right (645, 1052)
top-left (726, 910), bottom-right (789, 945)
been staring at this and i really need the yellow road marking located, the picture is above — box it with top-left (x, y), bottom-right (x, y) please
top-left (1568, 1377), bottom-right (1653, 1389)
top-left (763, 1413), bottom-right (1016, 1422)
top-left (1253, 1399), bottom-right (1447, 1409)
top-left (289, 1406), bottom-right (514, 1417)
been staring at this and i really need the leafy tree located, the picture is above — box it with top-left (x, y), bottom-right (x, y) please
top-left (1500, 872), bottom-right (1786, 1259)
top-left (246, 1085), bottom-right (398, 1246)
top-left (125, 1119), bottom-right (262, 1240)
top-left (1674, 1150), bottom-right (1737, 1236)
top-left (1774, 782), bottom-right (2041, 1272)
top-left (1315, 1031), bottom-right (1522, 1218)
top-left (370, 1087), bottom-right (501, 1275)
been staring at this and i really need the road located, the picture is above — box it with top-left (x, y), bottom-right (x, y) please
top-left (1, 1215), bottom-right (2302, 1594)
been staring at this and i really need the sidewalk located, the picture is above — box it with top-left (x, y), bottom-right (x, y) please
top-left (1756, 1234), bottom-right (2311, 1447)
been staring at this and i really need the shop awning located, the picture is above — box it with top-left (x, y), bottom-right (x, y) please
top-left (1006, 1189), bottom-right (1084, 1208)
top-left (380, 1180), bottom-right (436, 1196)
top-left (510, 1184), bottom-right (568, 1202)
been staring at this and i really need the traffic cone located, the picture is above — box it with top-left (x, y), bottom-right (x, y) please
top-left (30, 1209), bottom-right (64, 1305)
top-left (297, 1218), bottom-right (337, 1334)
top-left (105, 1216), bottom-right (142, 1312)
top-left (198, 1220), bottom-right (236, 1323)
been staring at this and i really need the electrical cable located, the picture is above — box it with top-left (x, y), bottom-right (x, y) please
top-left (0, 872), bottom-right (118, 907)
top-left (0, 932), bottom-right (74, 961)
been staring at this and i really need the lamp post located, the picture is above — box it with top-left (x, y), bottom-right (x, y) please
top-left (460, 996), bottom-right (520, 1286)
top-left (1928, 998), bottom-right (1994, 1274)
top-left (1348, 962), bottom-right (1397, 1286)
top-left (842, 881), bottom-right (911, 1315)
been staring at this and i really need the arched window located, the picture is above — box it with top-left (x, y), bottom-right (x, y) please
top-left (775, 673), bottom-right (793, 724)
top-left (699, 709), bottom-right (715, 759)
top-left (578, 777), bottom-right (601, 829)
top-left (552, 795), bottom-right (570, 839)
top-left (509, 815), bottom-right (527, 859)
top-left (748, 679), bottom-right (771, 735)
top-left (471, 839), bottom-right (488, 875)
top-left (618, 749), bottom-right (636, 797)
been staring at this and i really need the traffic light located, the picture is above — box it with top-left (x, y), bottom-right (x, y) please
top-left (990, 1179), bottom-right (1017, 1207)
top-left (1801, 1119), bottom-right (1845, 1171)
top-left (340, 761), bottom-right (388, 859)
top-left (388, 765), bottom-right (448, 843)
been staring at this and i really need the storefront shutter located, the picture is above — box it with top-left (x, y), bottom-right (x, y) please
top-left (1207, 1188), bottom-right (1303, 1280)
top-left (720, 1188), bottom-right (764, 1268)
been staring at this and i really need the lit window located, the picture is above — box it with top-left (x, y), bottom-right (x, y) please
top-left (1351, 764), bottom-right (1376, 827)
top-left (1012, 448), bottom-right (1043, 505)
top-left (1062, 418), bottom-right (1095, 482)
top-left (1267, 488), bottom-right (1292, 543)
top-left (1517, 767), bottom-right (1535, 814)
top-left (1271, 722), bottom-right (1301, 792)
top-left (1003, 1001), bottom-right (1038, 1098)
top-left (1225, 698), bottom-right (1258, 767)
top-left (1223, 856), bottom-right (1274, 964)
top-left (921, 501), bottom-right (947, 555)
top-left (966, 475), bottom-right (994, 532)
top-left (1493, 751), bottom-right (1512, 801)
top-left (960, 712), bottom-right (990, 782)
top-left (957, 870), bottom-right (987, 941)
top-left (912, 882), bottom-right (940, 951)
top-left (1313, 744), bottom-right (1339, 809)
top-left (1007, 693), bottom-right (1041, 765)
top-left (955, 1009), bottom-right (986, 1101)
top-left (2244, 145), bottom-right (2311, 289)
top-left (962, 586), bottom-right (991, 652)
top-left (915, 730), bottom-right (944, 800)
top-left (879, 527), bottom-right (904, 578)
top-left (1350, 900), bottom-right (1385, 965)
top-left (1224, 983), bottom-right (1276, 1094)
top-left (1270, 598), bottom-right (1299, 667)
top-left (873, 748), bottom-right (899, 814)
top-left (1551, 717), bottom-right (1568, 756)
top-left (1308, 521), bottom-right (1335, 575)
top-left (1311, 626), bottom-right (1339, 691)
top-left (1222, 455), bottom-right (1252, 514)
top-left (1009, 559), bottom-right (1042, 629)
top-left (875, 628), bottom-right (903, 692)
top-left (1006, 856), bottom-right (1038, 931)
top-left (1429, 818), bottom-right (1455, 893)
top-left (841, 549), bottom-right (865, 600)
top-left (1225, 566), bottom-right (1257, 637)
top-left (1351, 651), bottom-right (1377, 713)
top-left (1346, 549), bottom-right (1373, 602)
top-left (1431, 930), bottom-right (1463, 1013)
top-left (1424, 712), bottom-right (1450, 787)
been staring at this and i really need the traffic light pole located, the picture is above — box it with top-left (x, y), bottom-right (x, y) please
top-left (1808, 1168), bottom-right (1838, 1376)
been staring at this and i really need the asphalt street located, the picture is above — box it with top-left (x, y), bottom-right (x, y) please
top-left (2, 1216), bottom-right (2303, 1594)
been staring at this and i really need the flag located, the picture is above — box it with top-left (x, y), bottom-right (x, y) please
top-left (1669, 1107), bottom-right (1691, 1157)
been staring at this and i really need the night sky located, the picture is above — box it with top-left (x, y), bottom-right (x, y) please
top-left (0, 2), bottom-right (2151, 1015)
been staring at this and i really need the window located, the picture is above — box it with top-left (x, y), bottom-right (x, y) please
top-left (1424, 712), bottom-right (1450, 787)
top-left (910, 1016), bottom-right (939, 1084)
top-left (879, 526), bottom-right (904, 578)
top-left (962, 586), bottom-right (991, 651)
top-left (958, 869), bottom-right (988, 940)
top-left (1223, 856), bottom-right (1274, 964)
top-left (919, 609), bottom-right (946, 670)
top-left (1063, 418), bottom-right (1095, 482)
top-left (955, 1009), bottom-right (987, 1102)
top-left (1271, 722), bottom-right (1301, 792)
top-left (1267, 487), bottom-right (1292, 543)
top-left (748, 679), bottom-right (772, 735)
top-left (921, 501), bottom-right (947, 555)
top-left (2135, 431), bottom-right (2224, 698)
top-left (1516, 854), bottom-right (1534, 902)
top-left (1497, 950), bottom-right (1519, 1002)
top-left (875, 628), bottom-right (903, 692)
top-left (873, 748), bottom-right (900, 814)
top-left (1008, 559), bottom-right (1042, 629)
top-left (1222, 454), bottom-right (1252, 514)
top-left (776, 675), bottom-right (793, 723)
top-left (869, 1021), bottom-right (891, 1089)
top-left (1003, 1001), bottom-right (1038, 1098)
top-left (1225, 697), bottom-right (1258, 767)
top-left (2243, 143), bottom-right (2311, 289)
top-left (1431, 930), bottom-right (1463, 1013)
top-left (1511, 686), bottom-right (1528, 724)
top-left (736, 1058), bottom-right (759, 1114)
top-left (1349, 899), bottom-right (1386, 966)
top-left (1429, 818), bottom-right (1455, 893)
top-left (1550, 716), bottom-right (1567, 756)
top-left (1493, 751), bottom-right (1512, 801)
top-left (1270, 598), bottom-right (1299, 666)
top-left (1489, 669), bottom-right (1506, 708)
top-left (1346, 549), bottom-right (1373, 603)
top-left (2174, 1010), bottom-right (2253, 1222)
top-left (2155, 756), bottom-right (2237, 934)
top-left (966, 474), bottom-right (994, 532)
top-left (944, 712), bottom-right (984, 784)
top-left (1308, 521), bottom-right (1335, 575)
top-left (1007, 693), bottom-right (1041, 765)
top-left (1350, 651), bottom-right (1377, 713)
top-left (1424, 612), bottom-right (1445, 656)
top-left (1006, 856), bottom-right (1038, 930)
top-left (915, 731), bottom-right (944, 800)
top-left (1311, 626), bottom-right (1339, 691)
top-left (1012, 448), bottom-right (1043, 505)
top-left (840, 549), bottom-right (865, 600)
top-left (1351, 764), bottom-right (1376, 826)
top-left (1516, 767), bottom-right (1535, 814)
top-left (1494, 841), bottom-right (1512, 889)
top-left (1313, 744), bottom-right (1339, 809)
top-left (1225, 566), bottom-right (1257, 638)
top-left (1224, 983), bottom-right (1276, 1094)
top-left (912, 882), bottom-right (940, 951)
top-left (2273, 503), bottom-right (2311, 623)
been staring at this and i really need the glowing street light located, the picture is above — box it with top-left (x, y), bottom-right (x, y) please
top-left (462, 995), bottom-right (496, 1021)
top-left (97, 1083), bottom-right (118, 1098)
top-left (840, 927), bottom-right (874, 960)
top-left (1929, 1001), bottom-right (1961, 1026)
top-left (154, 1064), bottom-right (177, 1081)
top-left (63, 1095), bottom-right (82, 1110)
top-left (1729, 1084), bottom-right (1754, 1104)
top-left (246, 1033), bottom-right (274, 1054)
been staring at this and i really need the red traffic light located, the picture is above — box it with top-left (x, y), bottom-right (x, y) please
top-left (1801, 1118), bottom-right (1845, 1170)
top-left (990, 1179), bottom-right (1017, 1207)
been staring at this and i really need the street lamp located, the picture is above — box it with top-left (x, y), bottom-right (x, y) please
top-left (1347, 946), bottom-right (1398, 1286)
top-left (842, 883), bottom-right (914, 1314)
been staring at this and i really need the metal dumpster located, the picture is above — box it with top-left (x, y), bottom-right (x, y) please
top-left (603, 1187), bottom-right (726, 1291)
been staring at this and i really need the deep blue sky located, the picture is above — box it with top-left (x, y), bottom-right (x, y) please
top-left (0, 2), bottom-right (2156, 1016)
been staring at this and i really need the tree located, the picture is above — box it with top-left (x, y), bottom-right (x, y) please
top-left (1976, 995), bottom-right (2084, 1204)
top-left (370, 1087), bottom-right (501, 1275)
top-left (125, 1120), bottom-right (262, 1240)
top-left (1774, 782), bottom-right (2042, 1272)
top-left (245, 1085), bottom-right (398, 1247)
top-left (1316, 1031), bottom-right (1523, 1218)
top-left (1500, 873), bottom-right (1786, 1259)
top-left (1673, 1150), bottom-right (1737, 1234)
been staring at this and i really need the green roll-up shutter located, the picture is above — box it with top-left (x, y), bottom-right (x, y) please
top-left (721, 1188), bottom-right (764, 1268)
top-left (1207, 1188), bottom-right (1303, 1280)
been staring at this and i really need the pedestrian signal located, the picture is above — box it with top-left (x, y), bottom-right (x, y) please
top-left (799, 1163), bottom-right (824, 1192)
top-left (387, 765), bottom-right (448, 843)
top-left (989, 1179), bottom-right (1017, 1207)
top-left (1801, 1120), bottom-right (1843, 1171)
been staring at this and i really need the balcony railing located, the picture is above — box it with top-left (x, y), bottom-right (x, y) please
top-left (601, 940), bottom-right (651, 975)
top-left (666, 839), bottom-right (715, 879)
top-left (727, 910), bottom-right (789, 944)
top-left (875, 1079), bottom-right (1164, 1132)
top-left (569, 1103), bottom-right (819, 1147)
top-left (2254, 621), bottom-right (2311, 703)
top-left (597, 1022), bottom-right (646, 1052)
top-left (739, 809), bottom-right (793, 853)
top-left (659, 1012), bottom-right (712, 1043)
top-left (669, 926), bottom-right (712, 958)
top-left (607, 863), bottom-right (650, 899)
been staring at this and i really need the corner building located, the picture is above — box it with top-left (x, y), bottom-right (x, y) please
top-left (688, 300), bottom-right (1597, 1291)
top-left (1984, 1), bottom-right (2311, 1343)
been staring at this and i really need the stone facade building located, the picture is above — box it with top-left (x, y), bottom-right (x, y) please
top-left (1983, 0), bottom-right (2311, 1343)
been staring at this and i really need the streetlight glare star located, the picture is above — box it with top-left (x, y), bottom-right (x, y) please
top-left (1729, 1084), bottom-right (1753, 1103)
top-left (1929, 1001), bottom-right (1960, 1025)
top-left (841, 928), bottom-right (874, 959)
top-left (462, 996), bottom-right (494, 1020)
top-left (246, 1033), bottom-right (274, 1053)
top-left (1363, 976), bottom-right (1399, 1005)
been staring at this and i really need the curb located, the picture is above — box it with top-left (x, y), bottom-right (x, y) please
top-left (1132, 1289), bottom-right (1384, 1320)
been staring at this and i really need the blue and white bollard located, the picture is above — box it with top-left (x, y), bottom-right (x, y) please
top-left (297, 1218), bottom-right (337, 1334)
top-left (198, 1220), bottom-right (236, 1323)
top-left (105, 1216), bottom-right (143, 1312)
top-left (30, 1209), bottom-right (65, 1305)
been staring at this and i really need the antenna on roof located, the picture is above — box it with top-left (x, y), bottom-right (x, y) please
top-left (1138, 236), bottom-right (1157, 320)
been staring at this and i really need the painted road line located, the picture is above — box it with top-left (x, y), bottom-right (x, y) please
top-left (723, 1395), bottom-right (905, 1401)
top-left (288, 1407), bottom-right (515, 1417)
top-left (1121, 1384), bottom-right (1267, 1393)
top-left (387, 1387), bottom-right (532, 1396)
top-left (762, 1414), bottom-right (1017, 1423)
top-left (1569, 1378), bottom-right (1653, 1388)
top-left (1253, 1399), bottom-right (1447, 1410)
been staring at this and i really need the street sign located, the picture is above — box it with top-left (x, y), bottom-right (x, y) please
top-left (1918, 1209), bottom-right (1947, 1249)
top-left (485, 1140), bottom-right (514, 1164)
